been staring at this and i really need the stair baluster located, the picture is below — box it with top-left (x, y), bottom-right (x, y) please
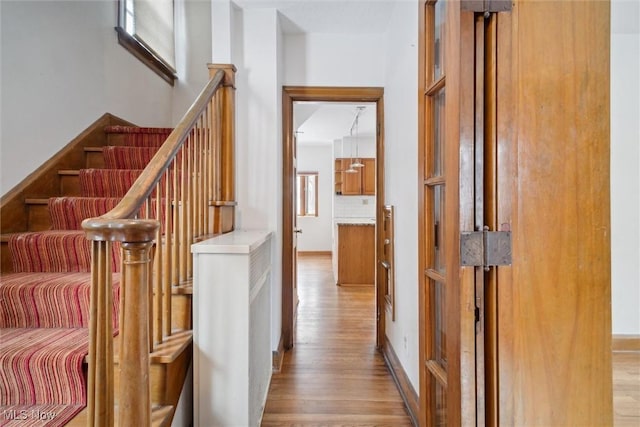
top-left (83, 64), bottom-right (237, 426)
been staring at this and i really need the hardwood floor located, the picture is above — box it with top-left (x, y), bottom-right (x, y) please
top-left (261, 254), bottom-right (640, 426)
top-left (261, 254), bottom-right (413, 426)
top-left (614, 351), bottom-right (640, 426)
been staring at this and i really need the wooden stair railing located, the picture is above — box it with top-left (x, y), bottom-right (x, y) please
top-left (82, 64), bottom-right (237, 426)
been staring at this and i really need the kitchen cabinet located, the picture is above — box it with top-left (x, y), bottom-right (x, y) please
top-left (334, 158), bottom-right (375, 195)
top-left (336, 223), bottom-right (375, 286)
top-left (334, 159), bottom-right (343, 194)
top-left (362, 158), bottom-right (376, 195)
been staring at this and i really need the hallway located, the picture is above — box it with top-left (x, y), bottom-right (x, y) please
top-left (261, 254), bottom-right (413, 426)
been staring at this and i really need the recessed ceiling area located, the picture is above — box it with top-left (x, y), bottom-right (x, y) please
top-left (232, 0), bottom-right (399, 34)
top-left (294, 102), bottom-right (376, 145)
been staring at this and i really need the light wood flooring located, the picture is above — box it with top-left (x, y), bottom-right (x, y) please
top-left (614, 351), bottom-right (640, 426)
top-left (261, 254), bottom-right (413, 426)
top-left (261, 254), bottom-right (640, 426)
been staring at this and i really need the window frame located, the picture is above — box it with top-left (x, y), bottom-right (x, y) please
top-left (116, 0), bottom-right (177, 86)
top-left (296, 172), bottom-right (319, 217)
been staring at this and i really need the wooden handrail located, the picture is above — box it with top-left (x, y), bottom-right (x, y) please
top-left (83, 64), bottom-right (237, 426)
top-left (88, 70), bottom-right (224, 222)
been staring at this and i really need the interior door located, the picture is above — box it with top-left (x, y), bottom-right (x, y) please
top-left (419, 1), bottom-right (613, 426)
top-left (419, 1), bottom-right (463, 425)
top-left (490, 2), bottom-right (612, 424)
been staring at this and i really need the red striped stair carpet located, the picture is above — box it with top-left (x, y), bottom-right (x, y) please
top-left (0, 126), bottom-right (170, 426)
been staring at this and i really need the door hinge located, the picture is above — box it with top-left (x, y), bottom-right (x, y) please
top-left (460, 228), bottom-right (512, 268)
top-left (461, 0), bottom-right (512, 14)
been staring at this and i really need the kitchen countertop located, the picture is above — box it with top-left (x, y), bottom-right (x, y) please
top-left (334, 217), bottom-right (375, 225)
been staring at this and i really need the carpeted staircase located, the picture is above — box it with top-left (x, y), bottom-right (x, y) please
top-left (0, 126), bottom-right (172, 426)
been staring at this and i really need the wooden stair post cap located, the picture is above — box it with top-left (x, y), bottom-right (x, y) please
top-left (82, 218), bottom-right (159, 242)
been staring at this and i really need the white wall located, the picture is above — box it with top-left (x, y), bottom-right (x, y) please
top-left (611, 0), bottom-right (640, 335)
top-left (172, 0), bottom-right (213, 124)
top-left (232, 7), bottom-right (284, 351)
top-left (335, 136), bottom-right (377, 159)
top-left (284, 33), bottom-right (387, 86)
top-left (0, 0), bottom-right (213, 195)
top-left (296, 143), bottom-right (333, 252)
top-left (382, 0), bottom-right (419, 390)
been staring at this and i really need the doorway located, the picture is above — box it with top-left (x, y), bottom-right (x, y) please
top-left (282, 86), bottom-right (385, 351)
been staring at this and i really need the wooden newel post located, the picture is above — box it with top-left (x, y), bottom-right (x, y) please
top-left (83, 218), bottom-right (159, 427)
top-left (119, 240), bottom-right (154, 427)
top-left (208, 64), bottom-right (236, 203)
top-left (208, 64), bottom-right (237, 233)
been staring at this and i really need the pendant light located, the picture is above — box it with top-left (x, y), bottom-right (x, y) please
top-left (345, 109), bottom-right (358, 174)
top-left (343, 137), bottom-right (357, 174)
top-left (350, 106), bottom-right (365, 168)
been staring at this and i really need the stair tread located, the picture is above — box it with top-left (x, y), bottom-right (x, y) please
top-left (84, 329), bottom-right (192, 365)
top-left (125, 329), bottom-right (192, 364)
top-left (173, 279), bottom-right (193, 295)
top-left (24, 198), bottom-right (49, 205)
top-left (83, 146), bottom-right (103, 152)
top-left (2, 231), bottom-right (87, 243)
top-left (105, 125), bottom-right (173, 134)
top-left (58, 169), bottom-right (80, 175)
top-left (65, 404), bottom-right (174, 427)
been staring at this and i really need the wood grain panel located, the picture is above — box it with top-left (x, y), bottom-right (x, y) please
top-left (362, 158), bottom-right (376, 195)
top-left (341, 160), bottom-right (362, 195)
top-left (495, 1), bottom-right (612, 424)
top-left (337, 224), bottom-right (375, 286)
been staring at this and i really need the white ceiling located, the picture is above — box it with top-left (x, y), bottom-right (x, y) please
top-left (294, 102), bottom-right (376, 145)
top-left (232, 0), bottom-right (399, 34)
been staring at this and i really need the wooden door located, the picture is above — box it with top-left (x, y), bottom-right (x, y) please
top-left (419, 1), bottom-right (612, 425)
top-left (419, 1), bottom-right (458, 425)
top-left (342, 159), bottom-right (363, 195)
top-left (362, 158), bottom-right (376, 195)
top-left (490, 2), bottom-right (612, 424)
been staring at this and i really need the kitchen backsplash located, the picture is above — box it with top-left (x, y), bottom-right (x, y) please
top-left (334, 195), bottom-right (376, 218)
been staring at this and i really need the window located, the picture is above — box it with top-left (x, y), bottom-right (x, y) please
top-left (297, 173), bottom-right (318, 217)
top-left (116, 0), bottom-right (177, 85)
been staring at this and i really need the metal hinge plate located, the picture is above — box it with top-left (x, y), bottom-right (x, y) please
top-left (461, 0), bottom-right (512, 13)
top-left (460, 230), bottom-right (512, 267)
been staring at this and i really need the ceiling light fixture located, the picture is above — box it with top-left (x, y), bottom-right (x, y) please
top-left (343, 136), bottom-right (357, 173)
top-left (350, 106), bottom-right (366, 169)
